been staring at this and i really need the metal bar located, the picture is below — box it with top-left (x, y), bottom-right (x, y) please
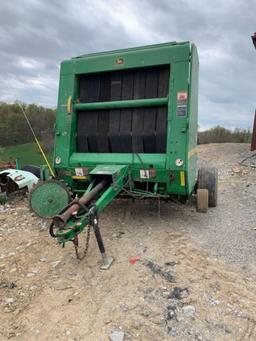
top-left (92, 216), bottom-right (105, 254)
top-left (74, 97), bottom-right (168, 111)
top-left (80, 179), bottom-right (108, 205)
top-left (84, 179), bottom-right (96, 194)
top-left (121, 188), bottom-right (169, 198)
top-left (91, 215), bottom-right (114, 269)
top-left (94, 185), bottom-right (119, 214)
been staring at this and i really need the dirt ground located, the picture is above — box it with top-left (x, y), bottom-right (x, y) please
top-left (0, 143), bottom-right (256, 341)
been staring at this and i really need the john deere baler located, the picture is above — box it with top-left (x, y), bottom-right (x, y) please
top-left (30, 42), bottom-right (217, 268)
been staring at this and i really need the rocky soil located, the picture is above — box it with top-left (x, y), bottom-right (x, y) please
top-left (0, 143), bottom-right (256, 341)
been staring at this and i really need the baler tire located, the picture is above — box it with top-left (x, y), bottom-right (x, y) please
top-left (198, 167), bottom-right (218, 207)
top-left (196, 189), bottom-right (208, 213)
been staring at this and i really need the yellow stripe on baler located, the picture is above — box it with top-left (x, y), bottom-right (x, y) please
top-left (67, 96), bottom-right (72, 114)
top-left (72, 176), bottom-right (88, 180)
top-left (180, 171), bottom-right (185, 187)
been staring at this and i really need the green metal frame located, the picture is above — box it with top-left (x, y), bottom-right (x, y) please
top-left (74, 98), bottom-right (168, 110)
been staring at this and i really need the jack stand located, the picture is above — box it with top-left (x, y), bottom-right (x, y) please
top-left (100, 252), bottom-right (114, 270)
top-left (91, 213), bottom-right (114, 270)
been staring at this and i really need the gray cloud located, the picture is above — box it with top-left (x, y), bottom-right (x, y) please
top-left (0, 0), bottom-right (255, 129)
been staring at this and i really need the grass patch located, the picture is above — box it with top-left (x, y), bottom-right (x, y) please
top-left (0, 194), bottom-right (7, 205)
top-left (0, 142), bottom-right (53, 167)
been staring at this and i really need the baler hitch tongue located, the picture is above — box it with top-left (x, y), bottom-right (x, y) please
top-left (49, 177), bottom-right (114, 269)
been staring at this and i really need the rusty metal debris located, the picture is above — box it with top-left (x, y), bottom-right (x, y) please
top-left (145, 260), bottom-right (175, 282)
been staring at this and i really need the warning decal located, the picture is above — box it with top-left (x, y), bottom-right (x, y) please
top-left (176, 105), bottom-right (187, 117)
top-left (177, 91), bottom-right (188, 102)
top-left (177, 91), bottom-right (188, 117)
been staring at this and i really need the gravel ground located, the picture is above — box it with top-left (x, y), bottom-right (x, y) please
top-left (0, 143), bottom-right (256, 341)
top-left (194, 143), bottom-right (256, 266)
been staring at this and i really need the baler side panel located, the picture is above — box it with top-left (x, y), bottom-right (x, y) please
top-left (166, 61), bottom-right (190, 195)
top-left (54, 72), bottom-right (75, 167)
top-left (187, 44), bottom-right (199, 194)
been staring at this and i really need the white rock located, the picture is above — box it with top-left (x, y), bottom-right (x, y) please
top-left (29, 285), bottom-right (37, 291)
top-left (5, 297), bottom-right (14, 304)
top-left (211, 299), bottom-right (220, 305)
top-left (109, 331), bottom-right (125, 341)
top-left (51, 260), bottom-right (61, 268)
top-left (27, 270), bottom-right (38, 277)
top-left (182, 305), bottom-right (196, 317)
top-left (195, 332), bottom-right (203, 340)
top-left (39, 257), bottom-right (47, 262)
top-left (168, 327), bottom-right (177, 337)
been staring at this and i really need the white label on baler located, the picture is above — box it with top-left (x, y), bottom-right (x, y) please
top-left (140, 169), bottom-right (150, 179)
top-left (75, 168), bottom-right (84, 176)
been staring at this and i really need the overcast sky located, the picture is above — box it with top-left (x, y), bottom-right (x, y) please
top-left (0, 0), bottom-right (255, 130)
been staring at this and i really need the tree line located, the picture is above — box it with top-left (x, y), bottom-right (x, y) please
top-left (0, 102), bottom-right (55, 147)
top-left (198, 125), bottom-right (252, 144)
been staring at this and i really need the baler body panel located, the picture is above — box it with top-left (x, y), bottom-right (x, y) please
top-left (54, 42), bottom-right (199, 198)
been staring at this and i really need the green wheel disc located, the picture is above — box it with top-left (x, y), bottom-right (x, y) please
top-left (29, 180), bottom-right (71, 218)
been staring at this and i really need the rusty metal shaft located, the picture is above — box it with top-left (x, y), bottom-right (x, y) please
top-left (53, 178), bottom-right (108, 227)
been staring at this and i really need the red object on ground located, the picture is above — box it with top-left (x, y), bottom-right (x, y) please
top-left (129, 256), bottom-right (142, 265)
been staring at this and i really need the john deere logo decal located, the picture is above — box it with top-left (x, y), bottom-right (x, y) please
top-left (115, 57), bottom-right (124, 66)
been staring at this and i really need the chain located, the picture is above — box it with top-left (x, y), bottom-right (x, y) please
top-left (72, 224), bottom-right (91, 260)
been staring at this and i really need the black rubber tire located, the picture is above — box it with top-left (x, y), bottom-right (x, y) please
top-left (196, 189), bottom-right (208, 213)
top-left (197, 167), bottom-right (218, 207)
